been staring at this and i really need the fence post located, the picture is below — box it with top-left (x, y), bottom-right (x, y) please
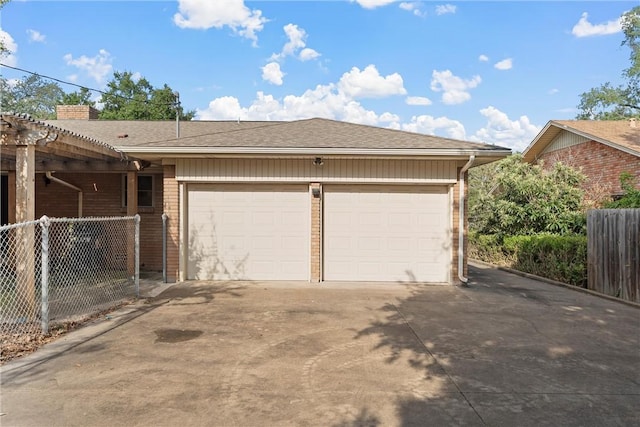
top-left (40, 215), bottom-right (50, 334)
top-left (134, 214), bottom-right (140, 297)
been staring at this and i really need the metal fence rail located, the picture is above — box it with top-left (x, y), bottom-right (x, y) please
top-left (0, 215), bottom-right (140, 335)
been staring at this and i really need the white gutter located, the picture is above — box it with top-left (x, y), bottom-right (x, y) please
top-left (46, 171), bottom-right (83, 217)
top-left (458, 155), bottom-right (475, 285)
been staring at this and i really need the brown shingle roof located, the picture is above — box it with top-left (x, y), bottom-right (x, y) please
top-left (554, 120), bottom-right (640, 153)
top-left (47, 117), bottom-right (509, 152)
top-left (523, 119), bottom-right (640, 162)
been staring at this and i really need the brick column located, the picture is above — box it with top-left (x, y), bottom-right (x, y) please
top-left (163, 165), bottom-right (180, 282)
top-left (451, 169), bottom-right (468, 284)
top-left (310, 183), bottom-right (322, 282)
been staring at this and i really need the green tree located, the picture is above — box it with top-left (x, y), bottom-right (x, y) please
top-left (61, 87), bottom-right (95, 106)
top-left (0, 0), bottom-right (10, 56)
top-left (469, 155), bottom-right (587, 236)
top-left (604, 172), bottom-right (640, 208)
top-left (0, 74), bottom-right (65, 119)
top-left (99, 71), bottom-right (195, 120)
top-left (577, 7), bottom-right (640, 119)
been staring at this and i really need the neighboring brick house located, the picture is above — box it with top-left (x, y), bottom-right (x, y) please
top-left (523, 120), bottom-right (640, 204)
top-left (2, 106), bottom-right (511, 284)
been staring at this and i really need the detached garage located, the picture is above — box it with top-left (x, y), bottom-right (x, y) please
top-left (147, 112), bottom-right (512, 285)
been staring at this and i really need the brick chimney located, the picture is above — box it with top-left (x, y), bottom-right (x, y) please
top-left (56, 105), bottom-right (99, 120)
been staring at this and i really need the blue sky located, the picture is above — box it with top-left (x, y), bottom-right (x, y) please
top-left (0, 1), bottom-right (634, 151)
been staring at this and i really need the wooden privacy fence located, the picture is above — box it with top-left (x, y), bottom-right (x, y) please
top-left (587, 209), bottom-right (639, 303)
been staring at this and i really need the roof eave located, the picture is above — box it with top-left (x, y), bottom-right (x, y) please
top-left (118, 146), bottom-right (511, 158)
top-left (522, 120), bottom-right (558, 162)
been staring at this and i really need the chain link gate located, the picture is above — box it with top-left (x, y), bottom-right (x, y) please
top-left (0, 215), bottom-right (140, 335)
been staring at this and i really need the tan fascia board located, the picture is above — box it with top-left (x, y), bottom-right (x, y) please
top-left (522, 120), bottom-right (556, 162)
top-left (119, 146), bottom-right (511, 158)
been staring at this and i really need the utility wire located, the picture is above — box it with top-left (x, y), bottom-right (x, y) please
top-left (0, 62), bottom-right (179, 107)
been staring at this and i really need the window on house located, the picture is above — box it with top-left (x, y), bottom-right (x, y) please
top-left (122, 175), bottom-right (154, 208)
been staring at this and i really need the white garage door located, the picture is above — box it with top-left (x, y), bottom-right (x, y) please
top-left (323, 185), bottom-right (450, 283)
top-left (187, 184), bottom-right (309, 280)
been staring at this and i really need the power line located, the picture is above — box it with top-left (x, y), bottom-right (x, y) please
top-left (0, 62), bottom-right (179, 107)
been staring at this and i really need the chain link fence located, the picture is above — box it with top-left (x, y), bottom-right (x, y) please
top-left (0, 215), bottom-right (139, 335)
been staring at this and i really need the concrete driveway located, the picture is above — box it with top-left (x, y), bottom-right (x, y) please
top-left (1, 264), bottom-right (639, 426)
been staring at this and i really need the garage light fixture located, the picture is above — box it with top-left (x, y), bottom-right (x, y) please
top-left (313, 157), bottom-right (324, 166)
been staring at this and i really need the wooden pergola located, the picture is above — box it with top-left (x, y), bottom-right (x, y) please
top-left (1, 113), bottom-right (146, 222)
top-left (1, 113), bottom-right (144, 315)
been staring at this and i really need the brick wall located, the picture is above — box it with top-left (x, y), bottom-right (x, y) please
top-left (34, 171), bottom-right (164, 271)
top-left (310, 183), bottom-right (321, 282)
top-left (451, 169), bottom-right (467, 283)
top-left (538, 140), bottom-right (640, 202)
top-left (56, 105), bottom-right (100, 120)
top-left (162, 165), bottom-right (179, 282)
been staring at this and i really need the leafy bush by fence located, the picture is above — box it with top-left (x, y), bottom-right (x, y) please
top-left (469, 233), bottom-right (588, 287)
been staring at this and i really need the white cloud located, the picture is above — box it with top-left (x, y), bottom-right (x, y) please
top-left (399, 2), bottom-right (427, 18)
top-left (67, 74), bottom-right (78, 83)
top-left (6, 78), bottom-right (20, 88)
top-left (262, 62), bottom-right (285, 86)
top-left (435, 4), bottom-right (457, 15)
top-left (281, 23), bottom-right (306, 57)
top-left (271, 24), bottom-right (321, 63)
top-left (63, 49), bottom-right (113, 84)
top-left (402, 115), bottom-right (467, 140)
top-left (353, 0), bottom-right (396, 9)
top-left (338, 65), bottom-right (407, 99)
top-left (379, 112), bottom-right (400, 123)
top-left (299, 48), bottom-right (320, 62)
top-left (478, 54), bottom-right (489, 62)
top-left (198, 85), bottom-right (361, 123)
top-left (430, 69), bottom-right (481, 105)
top-left (470, 106), bottom-right (541, 151)
top-left (572, 12), bottom-right (622, 37)
top-left (173, 0), bottom-right (267, 46)
top-left (0, 29), bottom-right (18, 67)
top-left (198, 65), bottom-right (404, 125)
top-left (197, 67), bottom-right (536, 150)
top-left (26, 29), bottom-right (45, 43)
top-left (406, 96), bottom-right (432, 106)
top-left (549, 88), bottom-right (559, 95)
top-left (494, 58), bottom-right (512, 70)
top-left (199, 95), bottom-right (246, 120)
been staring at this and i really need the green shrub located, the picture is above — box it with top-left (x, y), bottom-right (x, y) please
top-left (604, 172), bottom-right (640, 208)
top-left (468, 233), bottom-right (509, 265)
top-left (470, 233), bottom-right (588, 287)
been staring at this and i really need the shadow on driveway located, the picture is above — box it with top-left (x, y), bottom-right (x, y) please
top-left (1, 266), bottom-right (638, 426)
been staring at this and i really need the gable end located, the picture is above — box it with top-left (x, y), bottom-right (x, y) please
top-left (541, 130), bottom-right (589, 156)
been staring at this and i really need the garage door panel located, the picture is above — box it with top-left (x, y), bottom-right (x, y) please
top-left (188, 184), bottom-right (309, 281)
top-left (324, 185), bottom-right (450, 282)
